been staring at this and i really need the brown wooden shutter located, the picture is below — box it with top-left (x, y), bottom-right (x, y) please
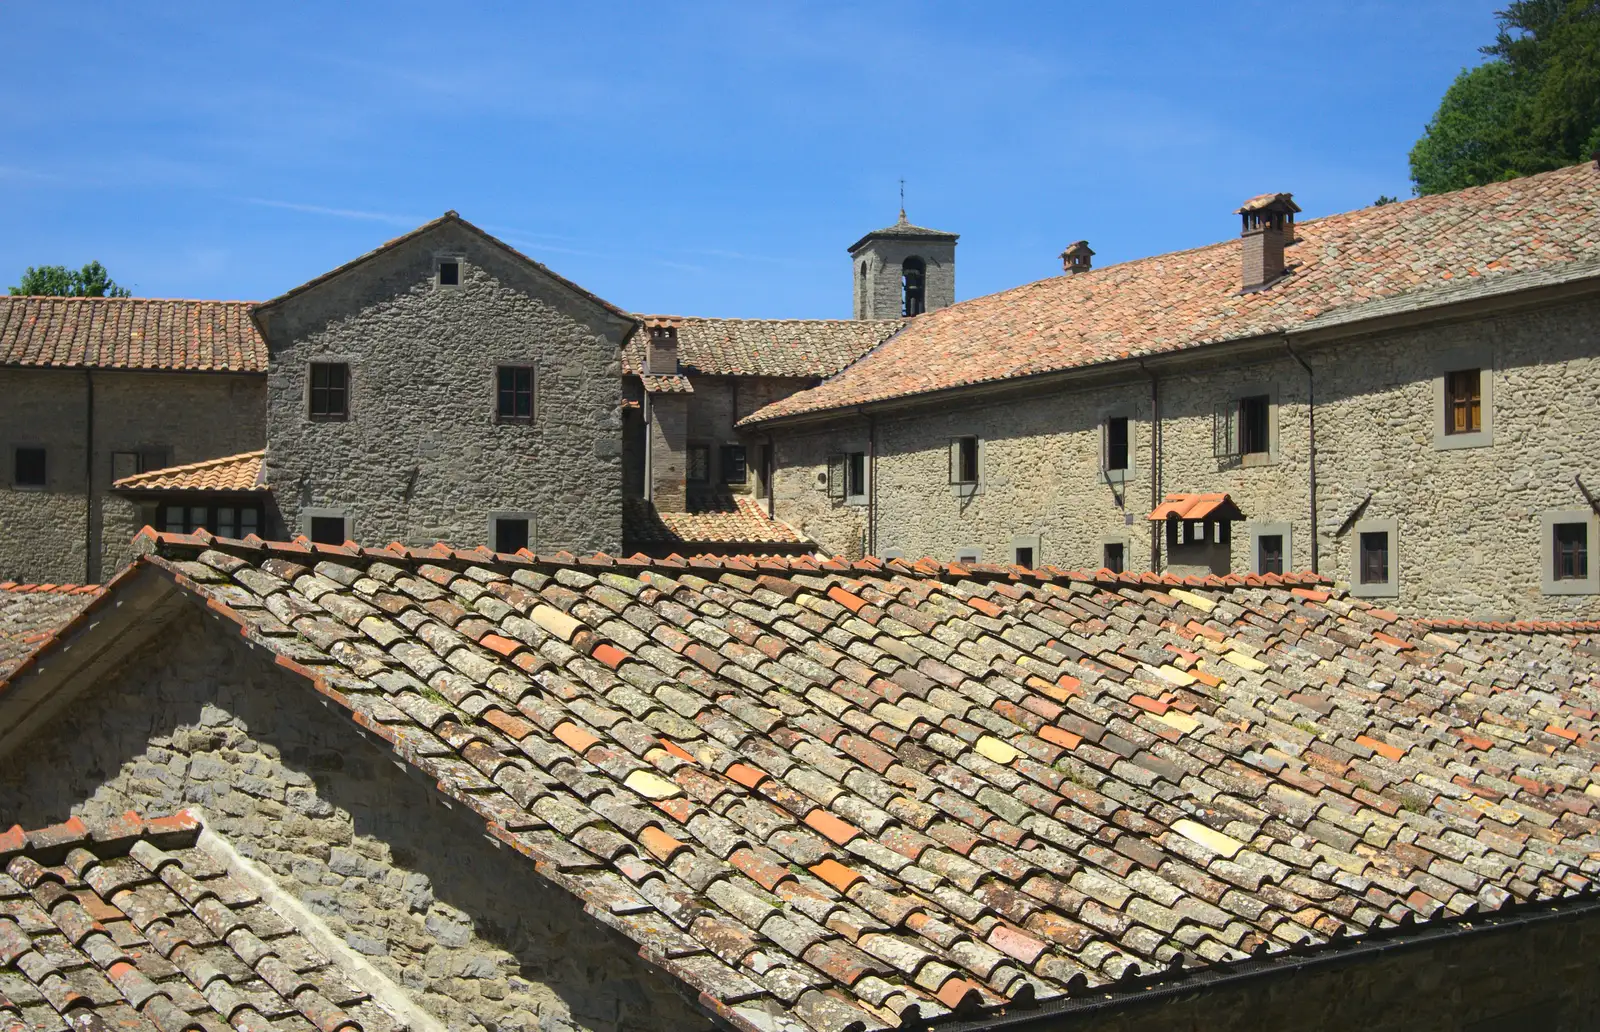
top-left (826, 454), bottom-right (846, 500)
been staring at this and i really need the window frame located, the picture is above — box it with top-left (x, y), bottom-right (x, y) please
top-left (12, 446), bottom-right (47, 489)
top-left (495, 364), bottom-right (537, 424)
top-left (1432, 347), bottom-right (1493, 451)
top-left (1213, 381), bottom-right (1280, 466)
top-left (158, 501), bottom-right (264, 540)
top-left (1541, 510), bottom-right (1599, 595)
top-left (1011, 533), bottom-right (1041, 569)
top-left (488, 511), bottom-right (537, 556)
top-left (721, 444), bottom-right (748, 486)
top-left (307, 361), bottom-right (351, 421)
top-left (955, 547), bottom-right (982, 565)
top-left (845, 449), bottom-right (868, 505)
top-left (1249, 521), bottom-right (1293, 577)
top-left (1099, 407), bottom-right (1137, 485)
top-left (1100, 533), bottom-right (1132, 575)
top-left (436, 255), bottom-right (463, 290)
top-left (1349, 518), bottom-right (1399, 598)
top-left (686, 442), bottom-right (711, 484)
top-left (949, 435), bottom-right (984, 496)
top-left (300, 507), bottom-right (351, 546)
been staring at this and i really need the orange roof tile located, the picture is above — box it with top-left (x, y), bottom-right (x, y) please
top-left (111, 449), bottom-right (266, 493)
top-left (1147, 492), bottom-right (1246, 521)
top-left (623, 496), bottom-right (807, 548)
top-left (639, 373), bottom-right (694, 393)
top-left (0, 582), bottom-right (103, 677)
top-left (623, 316), bottom-right (905, 379)
top-left (0, 296), bottom-right (267, 372)
top-left (745, 162), bottom-right (1600, 424)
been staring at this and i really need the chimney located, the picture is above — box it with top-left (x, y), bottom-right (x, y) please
top-left (646, 318), bottom-right (679, 374)
top-left (1060, 240), bottom-right (1094, 276)
top-left (1235, 193), bottom-right (1301, 292)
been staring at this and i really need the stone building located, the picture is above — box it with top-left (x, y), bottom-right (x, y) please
top-left (0, 297), bottom-right (267, 583)
top-left (743, 162), bottom-right (1600, 620)
top-left (5, 532), bottom-right (1600, 1032)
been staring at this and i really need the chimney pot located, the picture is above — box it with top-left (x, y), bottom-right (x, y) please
top-left (646, 318), bottom-right (680, 374)
top-left (1235, 193), bottom-right (1301, 292)
top-left (1060, 240), bottom-right (1095, 276)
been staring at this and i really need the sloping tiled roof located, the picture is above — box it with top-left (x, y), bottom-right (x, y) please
top-left (640, 374), bottom-right (694, 394)
top-left (623, 318), bottom-right (906, 379)
top-left (0, 583), bottom-right (102, 678)
top-left (113, 450), bottom-right (267, 493)
top-left (747, 162), bottom-right (1600, 424)
top-left (10, 535), bottom-right (1600, 1032)
top-left (0, 809), bottom-right (404, 1032)
top-left (623, 497), bottom-right (808, 548)
top-left (847, 213), bottom-right (960, 254)
top-left (1147, 493), bottom-right (1245, 522)
top-left (0, 297), bottom-right (268, 373)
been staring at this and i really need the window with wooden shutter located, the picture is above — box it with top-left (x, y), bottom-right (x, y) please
top-left (1359, 531), bottom-right (1389, 585)
top-left (1212, 402), bottom-right (1237, 458)
top-left (1554, 522), bottom-right (1589, 581)
top-left (1444, 369), bottom-right (1481, 435)
top-left (826, 454), bottom-right (847, 501)
top-left (846, 451), bottom-right (867, 499)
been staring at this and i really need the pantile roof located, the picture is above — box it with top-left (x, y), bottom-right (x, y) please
top-left (113, 451), bottom-right (267, 494)
top-left (623, 497), bottom-right (808, 549)
top-left (0, 584), bottom-right (102, 679)
top-left (1147, 493), bottom-right (1246, 522)
top-left (747, 162), bottom-right (1600, 425)
top-left (11, 536), bottom-right (1600, 1032)
top-left (847, 213), bottom-right (960, 254)
top-left (639, 375), bottom-right (694, 394)
top-left (0, 809), bottom-right (404, 1032)
top-left (0, 298), bottom-right (267, 373)
top-left (623, 318), bottom-right (906, 380)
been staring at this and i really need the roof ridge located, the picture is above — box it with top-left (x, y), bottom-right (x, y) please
top-left (1418, 617), bottom-right (1600, 634)
top-left (120, 448), bottom-right (265, 477)
top-left (0, 809), bottom-right (201, 863)
top-left (633, 313), bottom-right (908, 325)
top-left (0, 295), bottom-right (259, 305)
top-left (0, 582), bottom-right (102, 594)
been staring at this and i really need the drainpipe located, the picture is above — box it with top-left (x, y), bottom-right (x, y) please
top-left (1285, 336), bottom-right (1319, 574)
top-left (867, 412), bottom-right (878, 558)
top-left (83, 369), bottom-right (95, 583)
top-left (1137, 360), bottom-right (1160, 572)
top-left (765, 433), bottom-right (776, 519)
top-left (642, 391), bottom-right (653, 505)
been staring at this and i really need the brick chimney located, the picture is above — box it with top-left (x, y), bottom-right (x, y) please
top-left (645, 317), bottom-right (679, 374)
top-left (1235, 193), bottom-right (1301, 292)
top-left (1060, 240), bottom-right (1094, 276)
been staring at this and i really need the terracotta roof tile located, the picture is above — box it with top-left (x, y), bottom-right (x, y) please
top-left (0, 583), bottom-right (102, 678)
top-left (0, 297), bottom-right (267, 373)
top-left (112, 450), bottom-right (267, 493)
top-left (0, 810), bottom-right (404, 1032)
top-left (746, 162), bottom-right (1600, 424)
top-left (640, 374), bottom-right (695, 394)
top-left (623, 496), bottom-right (808, 549)
top-left (12, 535), bottom-right (1600, 1032)
top-left (1147, 493), bottom-right (1246, 521)
top-left (623, 317), bottom-right (905, 379)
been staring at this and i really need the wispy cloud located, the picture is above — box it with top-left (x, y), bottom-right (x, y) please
top-left (242, 198), bottom-right (425, 226)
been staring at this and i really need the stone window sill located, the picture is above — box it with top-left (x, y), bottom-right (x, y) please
top-left (1434, 431), bottom-right (1492, 451)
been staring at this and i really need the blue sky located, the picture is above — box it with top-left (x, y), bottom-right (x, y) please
top-left (3, 2), bottom-right (1503, 317)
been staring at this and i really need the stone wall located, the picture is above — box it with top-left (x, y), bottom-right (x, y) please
top-left (0, 610), bottom-right (710, 1032)
top-left (852, 237), bottom-right (955, 320)
top-left (0, 367), bottom-right (265, 583)
top-left (770, 295), bottom-right (1600, 619)
top-left (260, 222), bottom-right (632, 556)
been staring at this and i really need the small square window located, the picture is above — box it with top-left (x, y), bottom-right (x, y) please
top-left (1239, 395), bottom-right (1270, 455)
top-left (438, 260), bottom-right (461, 287)
top-left (495, 517), bottom-right (530, 555)
top-left (687, 444), bottom-right (710, 483)
top-left (1359, 531), bottom-right (1389, 585)
top-left (1444, 369), bottom-right (1481, 435)
top-left (1103, 542), bottom-right (1125, 574)
top-left (310, 516), bottom-right (347, 545)
top-left (950, 436), bottom-right (979, 485)
top-left (13, 447), bottom-right (45, 488)
top-left (497, 365), bottom-right (535, 421)
top-left (1013, 546), bottom-right (1034, 568)
top-left (1105, 417), bottom-right (1130, 473)
top-left (1554, 523), bottom-right (1589, 582)
top-left (956, 549), bottom-right (981, 564)
top-left (309, 362), bottom-right (349, 420)
top-left (846, 451), bottom-right (867, 499)
top-left (721, 445), bottom-right (747, 485)
top-left (1258, 534), bottom-right (1284, 575)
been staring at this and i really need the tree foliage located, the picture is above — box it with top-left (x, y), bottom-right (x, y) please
top-left (8, 261), bottom-right (132, 297)
top-left (1410, 1), bottom-right (1600, 195)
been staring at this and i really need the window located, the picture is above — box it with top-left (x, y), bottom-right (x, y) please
top-left (1358, 532), bottom-right (1388, 585)
top-left (1105, 416), bottom-right (1130, 473)
top-left (721, 445), bottom-right (747, 485)
top-left (309, 362), bottom-right (349, 420)
top-left (902, 257), bottom-right (926, 317)
top-left (159, 503), bottom-right (262, 538)
top-left (1258, 534), bottom-right (1284, 575)
top-left (1543, 512), bottom-right (1598, 594)
top-left (1239, 395), bottom-right (1271, 455)
top-left (956, 548), bottom-right (981, 564)
top-left (438, 259), bottom-right (461, 287)
top-left (1012, 534), bottom-right (1040, 569)
top-left (497, 365), bottom-right (535, 421)
top-left (1013, 546), bottom-right (1034, 568)
top-left (1444, 369), bottom-right (1481, 436)
top-left (13, 447), bottom-right (46, 488)
top-left (757, 443), bottom-right (771, 495)
top-left (1349, 519), bottom-right (1398, 597)
top-left (847, 451), bottom-right (867, 500)
top-left (1554, 523), bottom-right (1588, 581)
top-left (112, 447), bottom-right (172, 481)
top-left (310, 516), bottom-right (347, 545)
top-left (1103, 542), bottom-right (1125, 574)
top-left (687, 444), bottom-right (710, 483)
top-left (950, 436), bottom-right (980, 486)
top-left (494, 517), bottom-right (530, 555)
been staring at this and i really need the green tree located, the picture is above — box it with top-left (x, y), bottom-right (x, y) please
top-left (8, 261), bottom-right (132, 297)
top-left (1409, 1), bottom-right (1600, 195)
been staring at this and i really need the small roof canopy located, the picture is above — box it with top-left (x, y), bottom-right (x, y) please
top-left (1147, 492), bottom-right (1247, 522)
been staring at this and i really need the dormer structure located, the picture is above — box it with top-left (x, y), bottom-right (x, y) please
top-left (848, 211), bottom-right (958, 319)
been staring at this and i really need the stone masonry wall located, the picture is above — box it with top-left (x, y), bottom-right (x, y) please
top-left (852, 238), bottom-right (955, 321)
top-left (0, 367), bottom-right (265, 583)
top-left (0, 610), bottom-right (709, 1032)
top-left (261, 223), bottom-right (631, 555)
top-left (771, 296), bottom-right (1600, 620)
top-left (685, 375), bottom-right (812, 498)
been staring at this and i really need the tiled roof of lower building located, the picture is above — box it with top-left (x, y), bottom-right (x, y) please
top-left (7, 537), bottom-right (1600, 1032)
top-left (623, 496), bottom-right (807, 548)
top-left (0, 583), bottom-right (102, 678)
top-left (639, 374), bottom-right (694, 394)
top-left (744, 162), bottom-right (1600, 424)
top-left (112, 450), bottom-right (267, 493)
top-left (0, 810), bottom-right (404, 1032)
top-left (0, 297), bottom-right (267, 373)
top-left (624, 317), bottom-right (906, 379)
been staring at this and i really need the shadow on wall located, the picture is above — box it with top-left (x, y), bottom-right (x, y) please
top-left (0, 611), bottom-right (709, 1032)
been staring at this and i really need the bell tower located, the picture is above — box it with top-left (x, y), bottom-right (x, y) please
top-left (848, 209), bottom-right (958, 320)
